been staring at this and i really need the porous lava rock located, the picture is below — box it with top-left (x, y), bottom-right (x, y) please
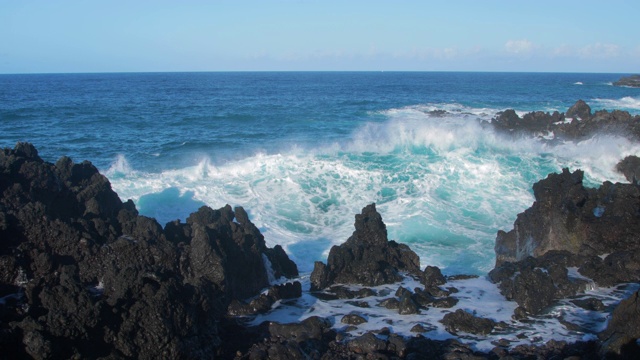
top-left (310, 203), bottom-right (420, 290)
top-left (0, 143), bottom-right (298, 359)
top-left (599, 290), bottom-right (640, 358)
top-left (491, 166), bottom-right (640, 316)
top-left (487, 100), bottom-right (640, 141)
top-left (616, 155), bottom-right (640, 184)
top-left (494, 168), bottom-right (640, 266)
top-left (440, 309), bottom-right (499, 336)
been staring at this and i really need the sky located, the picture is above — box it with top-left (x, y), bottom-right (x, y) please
top-left (1, 0), bottom-right (639, 73)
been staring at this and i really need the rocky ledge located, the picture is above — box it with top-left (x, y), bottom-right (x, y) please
top-left (486, 99), bottom-right (640, 141)
top-left (613, 75), bottom-right (640, 88)
top-left (0, 143), bottom-right (299, 359)
top-left (490, 162), bottom-right (640, 357)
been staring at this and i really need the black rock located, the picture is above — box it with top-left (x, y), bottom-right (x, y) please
top-left (440, 309), bottom-right (498, 335)
top-left (616, 155), bottom-right (640, 184)
top-left (379, 297), bottom-right (400, 310)
top-left (613, 75), bottom-right (640, 88)
top-left (495, 168), bottom-right (640, 267)
top-left (347, 332), bottom-right (388, 355)
top-left (489, 251), bottom-right (590, 315)
top-left (599, 290), bottom-right (640, 357)
top-left (310, 204), bottom-right (420, 290)
top-left (341, 314), bottom-right (368, 325)
top-left (566, 99), bottom-right (592, 120)
top-left (488, 100), bottom-right (640, 141)
top-left (422, 265), bottom-right (446, 288)
top-left (0, 143), bottom-right (298, 359)
top-left (571, 297), bottom-right (605, 311)
top-left (398, 293), bottom-right (420, 315)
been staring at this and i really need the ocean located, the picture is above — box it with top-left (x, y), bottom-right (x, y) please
top-left (2, 72), bottom-right (640, 348)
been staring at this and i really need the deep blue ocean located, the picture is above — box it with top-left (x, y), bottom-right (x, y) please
top-left (2, 72), bottom-right (640, 275)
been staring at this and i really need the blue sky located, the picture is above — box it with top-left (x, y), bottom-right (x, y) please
top-left (1, 0), bottom-right (638, 73)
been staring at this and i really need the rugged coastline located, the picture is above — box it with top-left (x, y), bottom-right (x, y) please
top-left (2, 100), bottom-right (640, 359)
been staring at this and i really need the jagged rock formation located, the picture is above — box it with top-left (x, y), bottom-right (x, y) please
top-left (599, 290), bottom-right (640, 357)
top-left (491, 167), bottom-right (640, 322)
top-left (616, 155), bottom-right (640, 184)
top-left (487, 100), bottom-right (640, 141)
top-left (440, 309), bottom-right (502, 336)
top-left (494, 168), bottom-right (640, 266)
top-left (0, 143), bottom-right (298, 359)
top-left (310, 203), bottom-right (421, 290)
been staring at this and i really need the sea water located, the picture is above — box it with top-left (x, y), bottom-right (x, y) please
top-left (2, 72), bottom-right (640, 346)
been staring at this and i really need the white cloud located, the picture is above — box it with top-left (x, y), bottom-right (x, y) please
top-left (505, 39), bottom-right (534, 55)
top-left (579, 43), bottom-right (620, 59)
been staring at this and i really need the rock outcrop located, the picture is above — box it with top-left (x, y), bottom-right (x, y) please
top-left (613, 74), bottom-right (640, 88)
top-left (599, 290), bottom-right (640, 357)
top-left (491, 167), bottom-right (640, 316)
top-left (616, 155), bottom-right (640, 184)
top-left (487, 100), bottom-right (640, 141)
top-left (440, 309), bottom-right (501, 336)
top-left (0, 143), bottom-right (298, 359)
top-left (310, 204), bottom-right (420, 290)
top-left (494, 168), bottom-right (640, 266)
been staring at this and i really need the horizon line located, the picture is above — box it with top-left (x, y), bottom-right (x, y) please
top-left (1, 69), bottom-right (636, 76)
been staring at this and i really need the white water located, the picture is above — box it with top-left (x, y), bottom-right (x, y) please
top-left (102, 103), bottom-right (640, 350)
top-left (107, 108), bottom-right (636, 275)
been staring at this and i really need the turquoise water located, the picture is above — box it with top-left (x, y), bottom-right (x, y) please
top-left (2, 72), bottom-right (639, 274)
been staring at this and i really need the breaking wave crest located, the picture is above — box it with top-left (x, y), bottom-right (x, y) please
top-left (106, 107), bottom-right (636, 274)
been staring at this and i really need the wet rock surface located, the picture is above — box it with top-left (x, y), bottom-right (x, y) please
top-left (2, 142), bottom-right (639, 359)
top-left (599, 290), bottom-right (640, 358)
top-left (616, 155), bottom-right (640, 184)
top-left (310, 203), bottom-right (421, 290)
top-left (491, 167), bottom-right (640, 316)
top-left (440, 309), bottom-right (501, 336)
top-left (0, 143), bottom-right (298, 359)
top-left (494, 168), bottom-right (640, 266)
top-left (486, 100), bottom-right (640, 141)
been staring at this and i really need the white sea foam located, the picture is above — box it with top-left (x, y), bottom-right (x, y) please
top-left (106, 106), bottom-right (637, 275)
top-left (105, 154), bottom-right (133, 178)
top-left (102, 103), bottom-right (640, 349)
top-left (248, 276), bottom-right (638, 352)
top-left (593, 96), bottom-right (640, 112)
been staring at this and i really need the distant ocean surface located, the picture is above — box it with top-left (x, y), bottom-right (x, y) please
top-left (2, 72), bottom-right (640, 275)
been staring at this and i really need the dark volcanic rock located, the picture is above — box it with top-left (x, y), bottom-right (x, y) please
top-left (616, 155), bottom-right (640, 184)
top-left (310, 203), bottom-right (420, 290)
top-left (571, 297), bottom-right (605, 311)
top-left (599, 290), bottom-right (640, 357)
top-left (440, 309), bottom-right (498, 335)
top-left (613, 74), bottom-right (640, 88)
top-left (422, 265), bottom-right (446, 288)
top-left (494, 168), bottom-right (640, 267)
top-left (492, 166), bottom-right (640, 316)
top-left (0, 143), bottom-right (298, 359)
top-left (487, 100), bottom-right (640, 141)
top-left (566, 99), bottom-right (592, 120)
top-left (489, 251), bottom-right (590, 314)
top-left (341, 313), bottom-right (368, 325)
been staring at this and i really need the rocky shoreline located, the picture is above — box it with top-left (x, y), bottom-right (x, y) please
top-left (1, 100), bottom-right (640, 359)
top-left (613, 75), bottom-right (640, 88)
